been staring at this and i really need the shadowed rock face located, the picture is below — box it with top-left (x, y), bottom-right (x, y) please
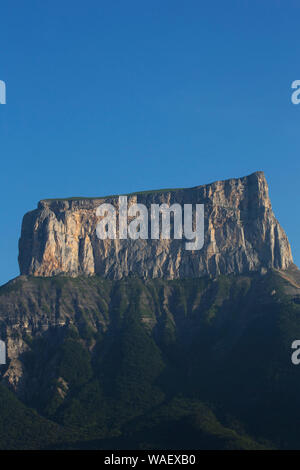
top-left (18, 171), bottom-right (293, 279)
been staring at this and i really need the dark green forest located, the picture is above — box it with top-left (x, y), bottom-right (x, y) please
top-left (0, 268), bottom-right (299, 449)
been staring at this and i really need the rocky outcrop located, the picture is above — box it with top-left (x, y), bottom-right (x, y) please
top-left (18, 171), bottom-right (293, 279)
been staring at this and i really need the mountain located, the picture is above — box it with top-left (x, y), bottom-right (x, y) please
top-left (0, 172), bottom-right (299, 449)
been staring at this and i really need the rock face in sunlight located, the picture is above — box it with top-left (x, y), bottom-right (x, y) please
top-left (18, 171), bottom-right (293, 279)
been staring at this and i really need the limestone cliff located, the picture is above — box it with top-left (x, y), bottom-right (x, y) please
top-left (18, 171), bottom-right (293, 279)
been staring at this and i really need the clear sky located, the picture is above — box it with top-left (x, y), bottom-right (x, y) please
top-left (0, 0), bottom-right (299, 285)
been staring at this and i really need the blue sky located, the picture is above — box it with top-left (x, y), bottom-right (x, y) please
top-left (0, 0), bottom-right (299, 285)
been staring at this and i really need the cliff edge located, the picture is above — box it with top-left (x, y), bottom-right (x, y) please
top-left (18, 171), bottom-right (293, 279)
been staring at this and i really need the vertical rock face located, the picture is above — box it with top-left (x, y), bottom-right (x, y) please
top-left (18, 171), bottom-right (293, 279)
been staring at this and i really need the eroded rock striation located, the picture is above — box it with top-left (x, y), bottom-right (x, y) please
top-left (18, 171), bottom-right (293, 279)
